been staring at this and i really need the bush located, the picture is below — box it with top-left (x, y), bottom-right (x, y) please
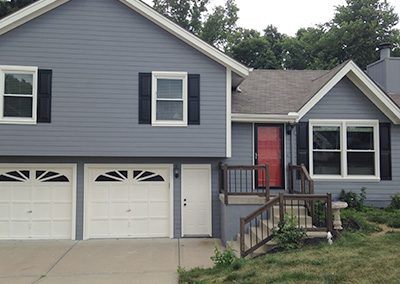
top-left (339, 188), bottom-right (366, 211)
top-left (390, 194), bottom-right (400, 209)
top-left (341, 209), bottom-right (381, 234)
top-left (210, 245), bottom-right (238, 267)
top-left (273, 214), bottom-right (307, 250)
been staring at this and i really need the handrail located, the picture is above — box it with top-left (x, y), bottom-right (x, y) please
top-left (220, 163), bottom-right (270, 204)
top-left (240, 196), bottom-right (280, 257)
top-left (239, 193), bottom-right (333, 257)
top-left (288, 163), bottom-right (314, 195)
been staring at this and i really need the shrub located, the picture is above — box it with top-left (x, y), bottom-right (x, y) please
top-left (341, 209), bottom-right (381, 234)
top-left (390, 194), bottom-right (400, 209)
top-left (273, 214), bottom-right (307, 250)
top-left (210, 245), bottom-right (238, 267)
top-left (339, 188), bottom-right (366, 211)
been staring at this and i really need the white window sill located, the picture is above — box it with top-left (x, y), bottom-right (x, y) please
top-left (311, 175), bottom-right (380, 182)
top-left (0, 118), bottom-right (36, 125)
top-left (151, 121), bottom-right (188, 127)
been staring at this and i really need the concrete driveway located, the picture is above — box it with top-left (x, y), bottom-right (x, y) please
top-left (0, 238), bottom-right (220, 284)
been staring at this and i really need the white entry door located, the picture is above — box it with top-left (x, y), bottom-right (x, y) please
top-left (86, 165), bottom-right (172, 239)
top-left (181, 164), bottom-right (212, 237)
top-left (0, 164), bottom-right (75, 240)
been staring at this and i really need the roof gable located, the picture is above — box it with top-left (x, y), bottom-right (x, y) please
top-left (0, 0), bottom-right (249, 77)
top-left (297, 60), bottom-right (400, 124)
top-left (232, 60), bottom-right (400, 124)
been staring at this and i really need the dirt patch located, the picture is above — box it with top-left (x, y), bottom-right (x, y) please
top-left (373, 224), bottom-right (400, 237)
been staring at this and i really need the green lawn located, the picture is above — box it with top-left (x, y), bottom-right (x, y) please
top-left (179, 208), bottom-right (400, 284)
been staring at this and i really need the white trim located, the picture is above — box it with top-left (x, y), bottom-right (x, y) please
top-left (0, 0), bottom-right (69, 36)
top-left (0, 163), bottom-right (76, 240)
top-left (83, 164), bottom-right (174, 240)
top-left (151, 71), bottom-right (188, 127)
top-left (226, 69), bottom-right (232, 158)
top-left (308, 119), bottom-right (380, 181)
top-left (0, 0), bottom-right (249, 78)
top-left (297, 61), bottom-right (400, 124)
top-left (232, 113), bottom-right (299, 123)
top-left (0, 65), bottom-right (38, 124)
top-left (181, 164), bottom-right (212, 237)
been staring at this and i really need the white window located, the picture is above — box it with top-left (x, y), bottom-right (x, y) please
top-left (152, 71), bottom-right (187, 126)
top-left (0, 66), bottom-right (38, 124)
top-left (309, 120), bottom-right (380, 180)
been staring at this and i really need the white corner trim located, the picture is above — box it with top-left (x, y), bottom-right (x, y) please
top-left (226, 68), bottom-right (232, 158)
top-left (297, 61), bottom-right (400, 124)
top-left (119, 0), bottom-right (249, 77)
top-left (231, 113), bottom-right (299, 123)
top-left (0, 0), bottom-right (69, 36)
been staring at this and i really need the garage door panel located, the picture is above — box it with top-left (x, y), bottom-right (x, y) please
top-left (87, 165), bottom-right (171, 239)
top-left (12, 188), bottom-right (30, 200)
top-left (0, 165), bottom-right (74, 240)
top-left (10, 221), bottom-right (30, 238)
top-left (0, 204), bottom-right (9, 219)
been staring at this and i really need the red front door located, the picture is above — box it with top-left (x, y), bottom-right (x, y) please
top-left (255, 125), bottom-right (284, 188)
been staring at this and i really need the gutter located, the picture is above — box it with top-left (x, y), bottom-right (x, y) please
top-left (231, 112), bottom-right (299, 123)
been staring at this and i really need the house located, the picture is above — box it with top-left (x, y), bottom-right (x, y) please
top-left (0, 0), bottom-right (399, 251)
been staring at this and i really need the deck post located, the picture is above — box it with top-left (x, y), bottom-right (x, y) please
top-left (265, 164), bottom-right (270, 202)
top-left (223, 164), bottom-right (228, 205)
top-left (240, 218), bottom-right (245, 257)
top-left (327, 193), bottom-right (333, 232)
top-left (279, 193), bottom-right (285, 222)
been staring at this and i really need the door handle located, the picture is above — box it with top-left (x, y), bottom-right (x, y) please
top-left (184, 203), bottom-right (187, 207)
top-left (27, 210), bottom-right (32, 214)
top-left (126, 209), bottom-right (132, 213)
top-left (184, 199), bottom-right (187, 202)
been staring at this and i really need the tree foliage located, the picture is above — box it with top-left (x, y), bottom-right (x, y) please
top-left (0, 0), bottom-right (36, 19)
top-left (1, 0), bottom-right (400, 70)
top-left (152, 0), bottom-right (209, 34)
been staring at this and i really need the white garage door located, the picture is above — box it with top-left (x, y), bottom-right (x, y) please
top-left (0, 165), bottom-right (75, 240)
top-left (86, 165), bottom-right (171, 239)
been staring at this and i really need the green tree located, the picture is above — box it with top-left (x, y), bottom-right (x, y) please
top-left (152, 0), bottom-right (209, 34)
top-left (227, 26), bottom-right (285, 69)
top-left (200, 0), bottom-right (238, 49)
top-left (0, 0), bottom-right (36, 19)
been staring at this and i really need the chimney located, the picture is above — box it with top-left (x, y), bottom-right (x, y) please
top-left (378, 43), bottom-right (393, 60)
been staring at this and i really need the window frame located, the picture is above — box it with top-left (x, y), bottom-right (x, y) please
top-left (151, 71), bottom-right (188, 127)
top-left (309, 119), bottom-right (380, 181)
top-left (0, 65), bottom-right (38, 124)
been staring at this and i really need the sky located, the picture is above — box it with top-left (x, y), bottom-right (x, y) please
top-left (143, 0), bottom-right (400, 36)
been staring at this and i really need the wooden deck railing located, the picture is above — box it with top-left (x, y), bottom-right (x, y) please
top-left (240, 193), bottom-right (333, 257)
top-left (219, 164), bottom-right (270, 204)
top-left (288, 163), bottom-right (314, 195)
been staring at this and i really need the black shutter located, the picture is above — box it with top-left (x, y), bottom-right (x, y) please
top-left (188, 74), bottom-right (200, 125)
top-left (138, 73), bottom-right (152, 124)
top-left (296, 122), bottom-right (309, 170)
top-left (379, 123), bottom-right (392, 180)
top-left (37, 69), bottom-right (52, 123)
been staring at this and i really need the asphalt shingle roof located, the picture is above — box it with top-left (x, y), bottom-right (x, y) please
top-left (232, 62), bottom-right (348, 115)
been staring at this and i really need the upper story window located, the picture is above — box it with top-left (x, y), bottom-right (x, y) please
top-left (0, 66), bottom-right (38, 124)
top-left (309, 120), bottom-right (379, 180)
top-left (152, 71), bottom-right (188, 126)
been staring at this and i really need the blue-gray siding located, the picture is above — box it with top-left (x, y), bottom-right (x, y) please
top-left (229, 78), bottom-right (400, 206)
top-left (300, 77), bottom-right (398, 206)
top-left (0, 157), bottom-right (222, 240)
top-left (0, 0), bottom-right (227, 157)
top-left (302, 77), bottom-right (390, 121)
top-left (368, 58), bottom-right (400, 95)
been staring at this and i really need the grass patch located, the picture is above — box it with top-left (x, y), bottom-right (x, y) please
top-left (179, 208), bottom-right (400, 283)
top-left (179, 232), bottom-right (400, 283)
